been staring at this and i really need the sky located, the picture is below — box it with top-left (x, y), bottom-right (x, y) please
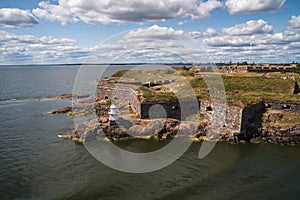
top-left (0, 0), bottom-right (299, 65)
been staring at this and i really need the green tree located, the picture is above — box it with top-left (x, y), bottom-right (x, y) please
top-left (291, 64), bottom-right (300, 74)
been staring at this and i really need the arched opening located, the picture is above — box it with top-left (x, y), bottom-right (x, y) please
top-left (113, 96), bottom-right (119, 101)
top-left (104, 96), bottom-right (109, 100)
top-left (206, 106), bottom-right (213, 112)
top-left (282, 105), bottom-right (291, 110)
top-left (264, 103), bottom-right (272, 109)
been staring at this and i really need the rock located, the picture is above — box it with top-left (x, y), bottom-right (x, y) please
top-left (250, 138), bottom-right (263, 144)
top-left (100, 100), bottom-right (108, 104)
top-left (56, 94), bottom-right (73, 99)
top-left (94, 97), bottom-right (101, 102)
top-left (47, 93), bottom-right (90, 99)
top-left (178, 121), bottom-right (198, 136)
top-left (51, 106), bottom-right (72, 114)
top-left (128, 125), bottom-right (145, 136)
top-left (99, 117), bottom-right (109, 123)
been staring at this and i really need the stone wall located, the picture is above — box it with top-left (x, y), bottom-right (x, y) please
top-left (96, 84), bottom-right (133, 102)
top-left (264, 102), bottom-right (300, 113)
top-left (129, 89), bottom-right (141, 116)
top-left (96, 80), bottom-right (201, 120)
top-left (200, 100), bottom-right (243, 133)
top-left (241, 102), bottom-right (264, 137)
top-left (138, 100), bottom-right (200, 120)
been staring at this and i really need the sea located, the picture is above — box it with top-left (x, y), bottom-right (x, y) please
top-left (1, 65), bottom-right (300, 200)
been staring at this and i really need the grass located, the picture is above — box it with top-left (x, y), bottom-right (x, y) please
top-left (226, 92), bottom-right (300, 107)
top-left (190, 75), bottom-right (295, 94)
top-left (186, 113), bottom-right (207, 122)
top-left (265, 72), bottom-right (299, 78)
top-left (109, 68), bottom-right (300, 107)
top-left (137, 86), bottom-right (177, 102)
top-left (223, 76), bottom-right (295, 94)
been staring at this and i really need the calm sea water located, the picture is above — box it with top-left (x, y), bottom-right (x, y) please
top-left (1, 65), bottom-right (300, 200)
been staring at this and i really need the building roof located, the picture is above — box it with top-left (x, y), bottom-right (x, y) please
top-left (110, 104), bottom-right (117, 109)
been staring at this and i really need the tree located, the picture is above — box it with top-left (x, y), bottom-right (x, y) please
top-left (291, 64), bottom-right (300, 74)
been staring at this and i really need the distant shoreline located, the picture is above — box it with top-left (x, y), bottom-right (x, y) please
top-left (0, 62), bottom-right (296, 67)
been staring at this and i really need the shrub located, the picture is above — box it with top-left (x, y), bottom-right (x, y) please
top-left (111, 70), bottom-right (129, 77)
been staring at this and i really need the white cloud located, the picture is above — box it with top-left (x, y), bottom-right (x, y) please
top-left (191, 0), bottom-right (223, 20)
top-left (1, 17), bottom-right (299, 65)
top-left (225, 0), bottom-right (286, 14)
top-left (188, 27), bottom-right (217, 39)
top-left (124, 25), bottom-right (184, 41)
top-left (90, 22), bottom-right (300, 64)
top-left (0, 31), bottom-right (90, 64)
top-left (32, 0), bottom-right (222, 25)
top-left (203, 30), bottom-right (300, 48)
top-left (0, 8), bottom-right (38, 28)
top-left (203, 27), bottom-right (218, 37)
top-left (188, 31), bottom-right (203, 39)
top-left (202, 16), bottom-right (300, 63)
top-left (178, 20), bottom-right (188, 26)
top-left (90, 25), bottom-right (210, 63)
top-left (287, 15), bottom-right (300, 31)
top-left (203, 35), bottom-right (254, 47)
top-left (222, 19), bottom-right (273, 36)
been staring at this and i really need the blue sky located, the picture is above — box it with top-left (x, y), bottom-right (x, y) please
top-left (0, 0), bottom-right (299, 64)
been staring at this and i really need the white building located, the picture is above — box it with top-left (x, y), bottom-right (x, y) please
top-left (108, 104), bottom-right (119, 121)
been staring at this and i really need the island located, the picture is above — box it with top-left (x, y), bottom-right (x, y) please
top-left (63, 63), bottom-right (300, 145)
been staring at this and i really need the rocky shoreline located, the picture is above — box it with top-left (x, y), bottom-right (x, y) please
top-left (59, 119), bottom-right (300, 146)
top-left (51, 97), bottom-right (300, 146)
top-left (60, 115), bottom-right (300, 146)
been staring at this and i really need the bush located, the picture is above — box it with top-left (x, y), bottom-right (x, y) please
top-left (291, 64), bottom-right (300, 74)
top-left (111, 70), bottom-right (129, 77)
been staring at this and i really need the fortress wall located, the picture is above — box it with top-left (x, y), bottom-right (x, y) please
top-left (96, 80), bottom-right (299, 137)
top-left (140, 102), bottom-right (181, 119)
top-left (139, 100), bottom-right (200, 120)
top-left (96, 85), bottom-right (114, 100)
top-left (200, 101), bottom-right (243, 133)
top-left (225, 107), bottom-right (243, 132)
top-left (129, 89), bottom-right (142, 117)
top-left (264, 102), bottom-right (300, 113)
top-left (96, 85), bottom-right (132, 102)
top-left (241, 102), bottom-right (264, 135)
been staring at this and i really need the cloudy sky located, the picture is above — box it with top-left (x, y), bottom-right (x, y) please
top-left (0, 0), bottom-right (299, 64)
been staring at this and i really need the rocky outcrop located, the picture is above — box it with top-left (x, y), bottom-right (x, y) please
top-left (74, 116), bottom-right (212, 142)
top-left (50, 106), bottom-right (72, 114)
top-left (46, 93), bottom-right (90, 99)
top-left (61, 113), bottom-right (300, 145)
top-left (48, 98), bottom-right (97, 116)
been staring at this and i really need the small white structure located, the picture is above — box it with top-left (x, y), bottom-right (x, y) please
top-left (108, 104), bottom-right (119, 121)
